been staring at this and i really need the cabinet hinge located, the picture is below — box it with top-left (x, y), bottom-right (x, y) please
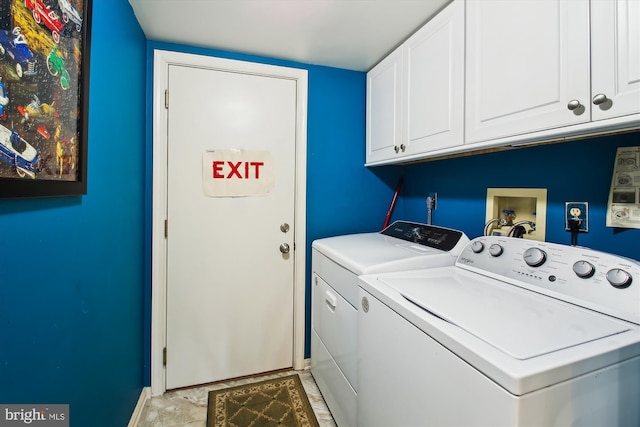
top-left (165, 89), bottom-right (169, 109)
top-left (163, 347), bottom-right (167, 366)
top-left (164, 219), bottom-right (168, 238)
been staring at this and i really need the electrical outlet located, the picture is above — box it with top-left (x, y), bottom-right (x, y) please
top-left (427, 192), bottom-right (437, 210)
top-left (565, 202), bottom-right (588, 232)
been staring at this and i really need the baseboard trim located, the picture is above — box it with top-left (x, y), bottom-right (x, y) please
top-left (303, 358), bottom-right (311, 370)
top-left (128, 386), bottom-right (151, 427)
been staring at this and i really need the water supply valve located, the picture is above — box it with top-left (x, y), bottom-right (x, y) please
top-left (500, 209), bottom-right (516, 226)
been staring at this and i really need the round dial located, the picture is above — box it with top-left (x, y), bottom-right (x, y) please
top-left (488, 244), bottom-right (503, 257)
top-left (606, 268), bottom-right (632, 289)
top-left (523, 247), bottom-right (547, 267)
top-left (572, 260), bottom-right (595, 278)
top-left (470, 241), bottom-right (484, 253)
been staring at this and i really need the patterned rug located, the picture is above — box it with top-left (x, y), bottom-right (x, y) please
top-left (206, 374), bottom-right (321, 427)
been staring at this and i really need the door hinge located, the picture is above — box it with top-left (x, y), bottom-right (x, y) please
top-left (164, 219), bottom-right (168, 238)
top-left (165, 89), bottom-right (169, 109)
top-left (163, 347), bottom-right (167, 366)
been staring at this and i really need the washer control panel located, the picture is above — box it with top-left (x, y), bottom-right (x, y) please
top-left (457, 236), bottom-right (640, 324)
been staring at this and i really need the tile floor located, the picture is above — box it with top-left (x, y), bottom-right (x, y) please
top-left (137, 369), bottom-right (336, 427)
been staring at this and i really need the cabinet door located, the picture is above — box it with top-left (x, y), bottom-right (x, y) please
top-left (591, 0), bottom-right (640, 121)
top-left (465, 0), bottom-right (590, 144)
top-left (366, 49), bottom-right (403, 165)
top-left (403, 0), bottom-right (464, 155)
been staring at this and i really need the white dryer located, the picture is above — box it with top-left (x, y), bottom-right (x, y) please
top-left (358, 236), bottom-right (640, 427)
top-left (311, 221), bottom-right (469, 427)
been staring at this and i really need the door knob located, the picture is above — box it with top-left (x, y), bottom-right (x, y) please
top-left (567, 99), bottom-right (582, 110)
top-left (279, 243), bottom-right (290, 254)
top-left (567, 99), bottom-right (585, 115)
top-left (592, 93), bottom-right (608, 105)
top-left (280, 223), bottom-right (290, 233)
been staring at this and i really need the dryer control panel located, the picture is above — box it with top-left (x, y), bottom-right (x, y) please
top-left (456, 237), bottom-right (640, 325)
top-left (381, 221), bottom-right (466, 252)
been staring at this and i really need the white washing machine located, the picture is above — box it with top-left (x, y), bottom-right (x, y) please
top-left (311, 221), bottom-right (469, 427)
top-left (358, 236), bottom-right (640, 427)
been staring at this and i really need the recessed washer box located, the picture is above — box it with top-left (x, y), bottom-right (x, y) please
top-left (485, 188), bottom-right (547, 241)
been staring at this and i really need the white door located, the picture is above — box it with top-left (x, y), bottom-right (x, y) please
top-left (402, 0), bottom-right (464, 155)
top-left (465, 0), bottom-right (590, 144)
top-left (366, 49), bottom-right (403, 165)
top-left (164, 63), bottom-right (298, 389)
top-left (591, 0), bottom-right (640, 121)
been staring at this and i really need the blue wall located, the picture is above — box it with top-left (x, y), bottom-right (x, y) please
top-left (390, 132), bottom-right (640, 261)
top-left (2, 2), bottom-right (636, 424)
top-left (0, 1), bottom-right (146, 426)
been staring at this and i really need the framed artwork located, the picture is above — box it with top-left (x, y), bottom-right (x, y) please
top-left (0, 0), bottom-right (91, 198)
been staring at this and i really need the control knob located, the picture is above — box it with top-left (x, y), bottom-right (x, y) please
top-left (523, 247), bottom-right (546, 267)
top-left (573, 260), bottom-right (595, 278)
top-left (606, 268), bottom-right (632, 289)
top-left (489, 244), bottom-right (503, 257)
top-left (470, 241), bottom-right (484, 253)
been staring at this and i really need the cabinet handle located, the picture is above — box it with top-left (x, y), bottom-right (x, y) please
top-left (400, 144), bottom-right (406, 152)
top-left (567, 99), bottom-right (582, 111)
top-left (592, 93), bottom-right (609, 105)
top-left (394, 145), bottom-right (400, 153)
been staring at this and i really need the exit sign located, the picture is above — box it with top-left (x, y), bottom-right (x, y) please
top-left (202, 149), bottom-right (274, 197)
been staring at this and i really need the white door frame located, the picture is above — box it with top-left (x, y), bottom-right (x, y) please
top-left (151, 49), bottom-right (307, 395)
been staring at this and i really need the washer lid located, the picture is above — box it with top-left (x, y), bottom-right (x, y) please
top-left (380, 274), bottom-right (631, 360)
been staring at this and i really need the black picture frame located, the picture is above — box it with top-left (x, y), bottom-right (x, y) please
top-left (0, 0), bottom-right (91, 198)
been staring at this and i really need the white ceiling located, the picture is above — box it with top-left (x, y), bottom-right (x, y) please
top-left (127, 0), bottom-right (451, 72)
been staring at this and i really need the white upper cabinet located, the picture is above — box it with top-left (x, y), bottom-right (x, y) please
top-left (402, 0), bottom-right (465, 157)
top-left (466, 0), bottom-right (640, 145)
top-left (366, 49), bottom-right (403, 164)
top-left (366, 0), bottom-right (464, 166)
top-left (465, 0), bottom-right (591, 144)
top-left (590, 0), bottom-right (640, 122)
top-left (366, 0), bottom-right (639, 166)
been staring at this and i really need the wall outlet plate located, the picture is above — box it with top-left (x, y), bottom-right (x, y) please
top-left (427, 192), bottom-right (437, 210)
top-left (565, 202), bottom-right (588, 232)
